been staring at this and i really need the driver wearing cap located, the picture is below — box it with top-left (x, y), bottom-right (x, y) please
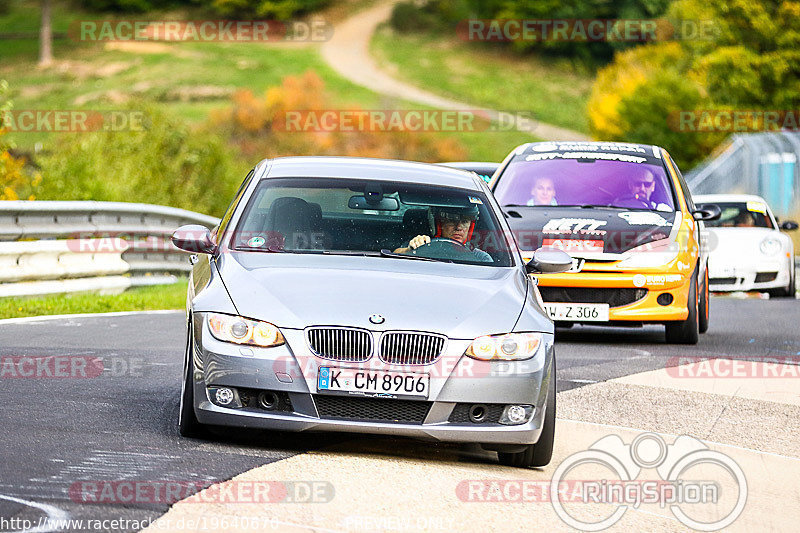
top-left (394, 205), bottom-right (492, 262)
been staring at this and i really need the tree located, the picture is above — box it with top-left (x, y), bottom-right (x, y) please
top-left (587, 0), bottom-right (800, 168)
top-left (38, 0), bottom-right (53, 67)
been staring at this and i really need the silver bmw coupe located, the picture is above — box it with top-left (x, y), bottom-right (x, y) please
top-left (171, 156), bottom-right (570, 468)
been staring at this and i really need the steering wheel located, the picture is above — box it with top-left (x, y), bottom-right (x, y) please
top-left (613, 194), bottom-right (652, 210)
top-left (411, 237), bottom-right (473, 260)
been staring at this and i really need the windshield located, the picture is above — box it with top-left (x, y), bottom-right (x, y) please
top-left (703, 201), bottom-right (774, 228)
top-left (230, 178), bottom-right (513, 267)
top-left (494, 157), bottom-right (676, 212)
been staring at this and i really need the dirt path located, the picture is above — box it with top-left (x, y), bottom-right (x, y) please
top-left (320, 0), bottom-right (590, 142)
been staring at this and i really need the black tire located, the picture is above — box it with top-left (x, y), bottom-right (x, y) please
top-left (179, 322), bottom-right (210, 438)
top-left (699, 265), bottom-right (709, 334)
top-left (767, 260), bottom-right (796, 298)
top-left (665, 268), bottom-right (699, 344)
top-left (498, 359), bottom-right (556, 468)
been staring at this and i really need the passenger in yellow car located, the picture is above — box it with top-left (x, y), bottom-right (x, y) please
top-left (526, 177), bottom-right (558, 206)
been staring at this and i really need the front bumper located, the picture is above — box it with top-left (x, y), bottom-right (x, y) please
top-left (708, 258), bottom-right (791, 292)
top-left (190, 315), bottom-right (554, 445)
top-left (536, 269), bottom-right (693, 323)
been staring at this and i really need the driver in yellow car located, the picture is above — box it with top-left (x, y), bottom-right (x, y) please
top-left (618, 169), bottom-right (671, 211)
top-left (394, 206), bottom-right (492, 261)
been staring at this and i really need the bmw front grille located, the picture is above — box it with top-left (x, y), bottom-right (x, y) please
top-left (305, 328), bottom-right (446, 365)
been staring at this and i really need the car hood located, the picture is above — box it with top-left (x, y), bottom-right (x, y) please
top-left (503, 207), bottom-right (677, 255)
top-left (215, 252), bottom-right (529, 339)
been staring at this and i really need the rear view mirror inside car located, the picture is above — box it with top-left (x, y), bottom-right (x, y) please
top-left (348, 195), bottom-right (400, 211)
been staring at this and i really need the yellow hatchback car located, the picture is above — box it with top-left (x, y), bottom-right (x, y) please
top-left (489, 141), bottom-right (720, 344)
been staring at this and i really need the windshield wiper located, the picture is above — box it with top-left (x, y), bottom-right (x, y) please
top-left (236, 244), bottom-right (287, 253)
top-left (551, 204), bottom-right (630, 210)
top-left (321, 250), bottom-right (382, 257)
top-left (503, 204), bottom-right (625, 209)
top-left (379, 249), bottom-right (438, 262)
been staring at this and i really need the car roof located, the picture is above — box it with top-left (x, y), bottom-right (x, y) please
top-left (261, 156), bottom-right (483, 190)
top-left (693, 193), bottom-right (771, 204)
top-left (439, 161), bottom-right (500, 170)
top-left (508, 141), bottom-right (664, 163)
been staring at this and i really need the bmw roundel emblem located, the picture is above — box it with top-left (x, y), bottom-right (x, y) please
top-left (369, 314), bottom-right (385, 324)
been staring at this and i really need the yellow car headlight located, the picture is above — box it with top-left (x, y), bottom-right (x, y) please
top-left (616, 239), bottom-right (679, 269)
top-left (466, 332), bottom-right (542, 361)
top-left (207, 313), bottom-right (285, 348)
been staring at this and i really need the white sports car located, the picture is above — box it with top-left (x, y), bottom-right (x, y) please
top-left (694, 194), bottom-right (797, 296)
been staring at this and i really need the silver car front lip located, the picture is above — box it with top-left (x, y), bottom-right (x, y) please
top-left (194, 397), bottom-right (548, 445)
top-left (192, 320), bottom-right (554, 445)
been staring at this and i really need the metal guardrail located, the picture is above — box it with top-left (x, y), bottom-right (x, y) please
top-left (686, 132), bottom-right (800, 218)
top-left (0, 201), bottom-right (220, 297)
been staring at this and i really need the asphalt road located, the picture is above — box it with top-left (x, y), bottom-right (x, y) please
top-left (0, 297), bottom-right (797, 531)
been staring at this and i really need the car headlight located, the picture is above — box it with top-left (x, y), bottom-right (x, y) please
top-left (206, 313), bottom-right (285, 347)
top-left (466, 332), bottom-right (542, 361)
top-left (759, 237), bottom-right (781, 256)
top-left (616, 240), bottom-right (679, 269)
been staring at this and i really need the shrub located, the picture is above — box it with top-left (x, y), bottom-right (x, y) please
top-left (0, 80), bottom-right (39, 201)
top-left (389, 2), bottom-right (440, 33)
top-left (36, 102), bottom-right (244, 217)
top-left (206, 0), bottom-right (329, 19)
top-left (76, 0), bottom-right (190, 12)
top-left (388, 0), bottom-right (671, 64)
top-left (588, 43), bottom-right (688, 140)
top-left (210, 70), bottom-right (467, 163)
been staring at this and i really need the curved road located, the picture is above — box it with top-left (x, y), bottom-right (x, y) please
top-left (320, 0), bottom-right (590, 142)
top-left (0, 298), bottom-right (798, 531)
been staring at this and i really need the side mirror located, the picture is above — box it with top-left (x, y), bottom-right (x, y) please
top-left (780, 220), bottom-right (799, 231)
top-left (693, 203), bottom-right (721, 221)
top-left (171, 224), bottom-right (215, 254)
top-left (525, 247), bottom-right (573, 274)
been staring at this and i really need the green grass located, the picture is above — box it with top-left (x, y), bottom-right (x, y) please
top-left (0, 279), bottom-right (187, 319)
top-left (0, 1), bottom-right (388, 149)
top-left (0, 0), bottom-right (89, 61)
top-left (371, 27), bottom-right (594, 134)
top-left (1, 0), bottom-right (541, 163)
top-left (2, 39), bottom-right (386, 150)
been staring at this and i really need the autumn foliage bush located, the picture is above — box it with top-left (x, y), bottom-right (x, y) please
top-left (588, 0), bottom-right (800, 168)
top-left (210, 71), bottom-right (467, 163)
top-left (0, 80), bottom-right (39, 201)
top-left (35, 102), bottom-right (243, 217)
